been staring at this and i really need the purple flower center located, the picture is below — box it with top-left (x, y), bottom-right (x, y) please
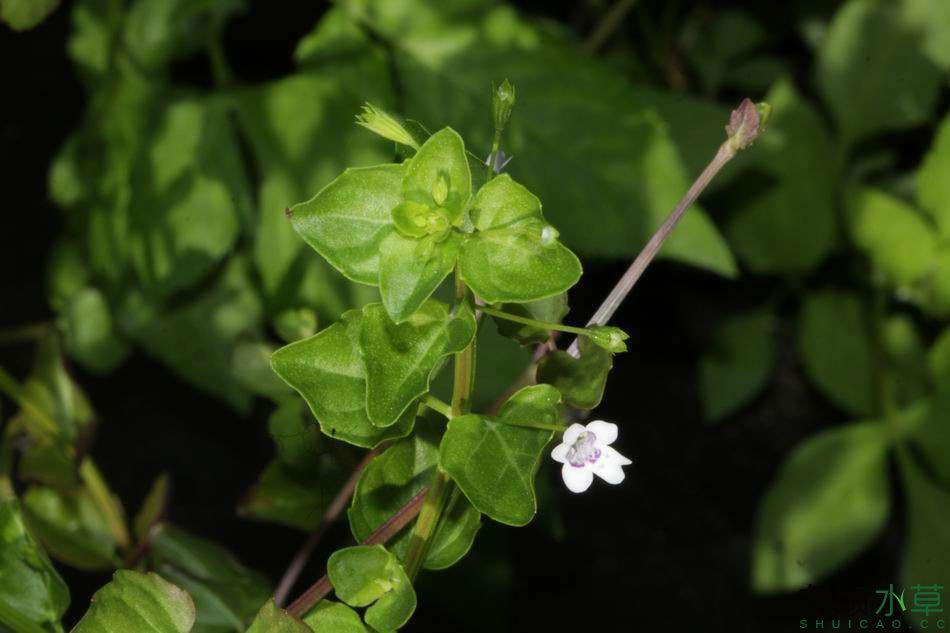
top-left (567, 431), bottom-right (601, 468)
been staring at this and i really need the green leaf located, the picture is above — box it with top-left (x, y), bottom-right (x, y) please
top-left (266, 399), bottom-right (321, 473)
top-left (288, 164), bottom-right (404, 286)
top-left (0, 0), bottom-right (58, 30)
top-left (901, 0), bottom-right (950, 69)
top-left (460, 224), bottom-right (581, 305)
top-left (348, 422), bottom-right (481, 570)
top-left (327, 545), bottom-right (416, 632)
top-left (798, 291), bottom-right (874, 416)
top-left (359, 301), bottom-right (476, 427)
top-left (19, 335), bottom-right (94, 441)
top-left (898, 450), bottom-right (950, 629)
top-left (816, 0), bottom-right (942, 147)
top-left (440, 384), bottom-right (560, 526)
top-left (123, 258), bottom-right (263, 413)
top-left (360, 1), bottom-right (735, 272)
top-left (0, 499), bottom-right (69, 631)
top-left (274, 308), bottom-right (318, 343)
top-left (72, 571), bottom-right (195, 633)
top-left (402, 128), bottom-right (471, 222)
top-left (919, 246), bottom-right (950, 317)
top-left (727, 78), bottom-right (836, 275)
top-left (699, 308), bottom-right (776, 422)
top-left (133, 473), bottom-right (170, 543)
top-left (150, 524), bottom-right (270, 633)
top-left (302, 600), bottom-right (367, 633)
top-left (22, 486), bottom-right (119, 571)
top-left (847, 187), bottom-right (937, 286)
top-left (751, 422), bottom-right (891, 593)
top-left (378, 231), bottom-right (462, 323)
top-left (882, 315), bottom-right (929, 408)
top-left (537, 337), bottom-right (612, 410)
top-left (58, 286), bottom-right (128, 374)
top-left (246, 601), bottom-right (310, 633)
top-left (239, 459), bottom-right (344, 532)
top-left (271, 311), bottom-right (415, 448)
top-left (493, 294), bottom-right (568, 346)
top-left (917, 113), bottom-right (950, 238)
top-left (909, 392), bottom-right (950, 485)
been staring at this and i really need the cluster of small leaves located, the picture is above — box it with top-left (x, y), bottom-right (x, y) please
top-left (677, 0), bottom-right (950, 617)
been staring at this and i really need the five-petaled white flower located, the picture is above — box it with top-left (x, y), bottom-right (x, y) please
top-left (550, 421), bottom-right (632, 493)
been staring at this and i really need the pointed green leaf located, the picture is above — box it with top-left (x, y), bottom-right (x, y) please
top-left (72, 571), bottom-right (195, 633)
top-left (133, 473), bottom-right (170, 542)
top-left (798, 291), bottom-right (874, 416)
top-left (149, 525), bottom-right (270, 632)
top-left (303, 600), bottom-right (367, 633)
top-left (402, 128), bottom-right (471, 222)
top-left (537, 337), bottom-right (612, 410)
top-left (440, 384), bottom-right (560, 526)
top-left (247, 600), bottom-right (310, 633)
top-left (0, 499), bottom-right (70, 631)
top-left (348, 422), bottom-right (480, 570)
top-left (271, 312), bottom-right (415, 448)
top-left (327, 545), bottom-right (416, 632)
top-left (847, 187), bottom-right (937, 286)
top-left (816, 0), bottom-right (942, 147)
top-left (22, 486), bottom-right (119, 571)
top-left (699, 308), bottom-right (776, 422)
top-left (378, 231), bottom-right (461, 323)
top-left (752, 422), bottom-right (891, 593)
top-left (359, 301), bottom-right (476, 427)
top-left (289, 164), bottom-right (404, 286)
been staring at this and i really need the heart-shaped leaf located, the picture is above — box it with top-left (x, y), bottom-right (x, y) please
top-left (72, 571), bottom-right (195, 633)
top-left (327, 545), bottom-right (416, 632)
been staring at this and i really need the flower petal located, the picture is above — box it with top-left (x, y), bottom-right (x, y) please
top-left (592, 446), bottom-right (631, 485)
top-left (561, 423), bottom-right (586, 446)
top-left (550, 442), bottom-right (570, 463)
top-left (561, 463), bottom-right (594, 493)
top-left (586, 420), bottom-right (618, 445)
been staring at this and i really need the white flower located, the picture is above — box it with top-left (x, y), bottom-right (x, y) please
top-left (550, 421), bottom-right (632, 493)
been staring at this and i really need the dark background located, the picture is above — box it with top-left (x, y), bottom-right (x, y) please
top-left (0, 1), bottom-right (905, 631)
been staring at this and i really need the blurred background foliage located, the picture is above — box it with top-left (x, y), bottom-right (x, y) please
top-left (1, 0), bottom-right (950, 631)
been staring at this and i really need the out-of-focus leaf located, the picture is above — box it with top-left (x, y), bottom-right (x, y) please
top-left (440, 384), bottom-right (559, 526)
top-left (58, 286), bottom-right (129, 374)
top-left (752, 422), bottom-right (891, 593)
top-left (346, 1), bottom-right (735, 273)
top-left (493, 294), bottom-right (568, 346)
top-left (0, 0), bottom-right (58, 30)
top-left (150, 524), bottom-right (270, 633)
top-left (71, 570), bottom-right (195, 633)
top-left (45, 239), bottom-right (89, 312)
top-left (537, 337), bottom-right (612, 410)
top-left (274, 308), bottom-right (318, 343)
top-left (798, 291), bottom-right (874, 416)
top-left (0, 499), bottom-right (70, 632)
top-left (18, 335), bottom-right (94, 441)
top-left (134, 473), bottom-right (170, 542)
top-left (882, 315), bottom-right (929, 408)
top-left (728, 78), bottom-right (836, 275)
top-left (679, 9), bottom-right (766, 94)
top-left (847, 187), bottom-right (937, 286)
top-left (266, 399), bottom-right (320, 473)
top-left (303, 600), bottom-right (367, 633)
top-left (246, 600), bottom-right (310, 633)
top-left (21, 486), bottom-right (119, 571)
top-left (271, 310), bottom-right (415, 448)
top-left (900, 0), bottom-right (950, 70)
top-left (122, 258), bottom-right (263, 413)
top-left (327, 545), bottom-right (416, 632)
top-left (917, 113), bottom-right (950, 237)
top-left (909, 392), bottom-right (950, 485)
top-left (236, 69), bottom-right (392, 315)
top-left (348, 422), bottom-right (481, 570)
top-left (899, 450), bottom-right (950, 629)
top-left (232, 342), bottom-right (292, 401)
top-left (699, 308), bottom-right (775, 422)
top-left (68, 0), bottom-right (119, 77)
top-left (816, 0), bottom-right (942, 147)
top-left (239, 459), bottom-right (343, 532)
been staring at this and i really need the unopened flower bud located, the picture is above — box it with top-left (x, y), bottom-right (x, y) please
top-left (726, 98), bottom-right (770, 151)
top-left (585, 325), bottom-right (629, 353)
top-left (355, 103), bottom-right (419, 149)
top-left (492, 79), bottom-right (516, 133)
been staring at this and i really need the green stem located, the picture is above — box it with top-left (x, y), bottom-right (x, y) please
top-left (422, 394), bottom-right (452, 419)
top-left (584, 0), bottom-right (638, 53)
top-left (479, 305), bottom-right (588, 337)
top-left (451, 270), bottom-right (476, 417)
top-left (484, 130), bottom-right (502, 182)
top-left (0, 322), bottom-right (51, 346)
top-left (207, 17), bottom-right (233, 88)
top-left (80, 459), bottom-right (131, 551)
top-left (402, 470), bottom-right (451, 580)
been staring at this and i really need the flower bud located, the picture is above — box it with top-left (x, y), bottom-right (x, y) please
top-left (585, 325), bottom-right (629, 353)
top-left (355, 103), bottom-right (419, 149)
top-left (725, 98), bottom-right (770, 151)
top-left (492, 79), bottom-right (516, 133)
